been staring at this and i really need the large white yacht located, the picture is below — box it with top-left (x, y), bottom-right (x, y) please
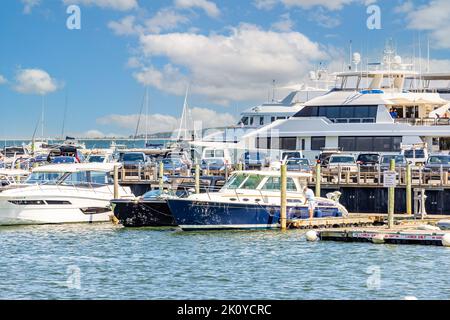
top-left (241, 51), bottom-right (450, 161)
top-left (0, 163), bottom-right (133, 225)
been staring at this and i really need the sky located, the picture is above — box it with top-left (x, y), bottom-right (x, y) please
top-left (2, 0), bottom-right (450, 138)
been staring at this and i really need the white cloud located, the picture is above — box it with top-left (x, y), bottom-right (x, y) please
top-left (271, 13), bottom-right (294, 32)
top-left (97, 107), bottom-right (236, 134)
top-left (21, 0), bottom-right (40, 14)
top-left (145, 8), bottom-right (190, 34)
top-left (133, 64), bottom-right (188, 95)
top-left (309, 7), bottom-right (341, 28)
top-left (134, 24), bottom-right (327, 103)
top-left (14, 68), bottom-right (60, 95)
top-left (254, 0), bottom-right (360, 11)
top-left (62, 0), bottom-right (138, 11)
top-left (108, 16), bottom-right (142, 36)
top-left (174, 0), bottom-right (220, 18)
top-left (0, 75), bottom-right (7, 85)
top-left (253, 0), bottom-right (278, 10)
top-left (402, 0), bottom-right (450, 49)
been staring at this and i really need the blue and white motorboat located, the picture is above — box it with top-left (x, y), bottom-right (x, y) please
top-left (167, 170), bottom-right (348, 231)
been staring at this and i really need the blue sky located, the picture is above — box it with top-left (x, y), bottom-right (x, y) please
top-left (1, 0), bottom-right (450, 138)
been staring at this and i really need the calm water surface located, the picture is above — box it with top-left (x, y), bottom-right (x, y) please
top-left (0, 223), bottom-right (448, 300)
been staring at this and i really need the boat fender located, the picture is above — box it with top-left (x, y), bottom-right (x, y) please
top-left (442, 234), bottom-right (450, 247)
top-left (305, 230), bottom-right (318, 242)
top-left (372, 234), bottom-right (385, 244)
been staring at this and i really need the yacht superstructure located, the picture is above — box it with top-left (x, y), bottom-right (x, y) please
top-left (242, 52), bottom-right (450, 161)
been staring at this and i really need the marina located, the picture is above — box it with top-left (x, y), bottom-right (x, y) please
top-left (3, 0), bottom-right (450, 304)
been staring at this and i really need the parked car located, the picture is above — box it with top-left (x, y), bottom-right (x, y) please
top-left (402, 148), bottom-right (428, 166)
top-left (242, 152), bottom-right (267, 169)
top-left (52, 156), bottom-right (79, 164)
top-left (163, 158), bottom-right (188, 175)
top-left (317, 150), bottom-right (342, 167)
top-left (357, 153), bottom-right (381, 172)
top-left (286, 158), bottom-right (311, 172)
top-left (380, 155), bottom-right (407, 171)
top-left (120, 152), bottom-right (151, 179)
top-left (88, 154), bottom-right (113, 163)
top-left (201, 158), bottom-right (230, 175)
top-left (424, 154), bottom-right (450, 173)
top-left (166, 151), bottom-right (192, 169)
top-left (327, 154), bottom-right (358, 172)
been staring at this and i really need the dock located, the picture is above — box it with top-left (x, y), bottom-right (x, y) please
top-left (318, 226), bottom-right (450, 246)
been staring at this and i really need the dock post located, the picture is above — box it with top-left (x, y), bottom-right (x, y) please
top-left (315, 163), bottom-right (321, 197)
top-left (195, 163), bottom-right (200, 194)
top-left (159, 161), bottom-right (164, 191)
top-left (406, 163), bottom-right (412, 216)
top-left (113, 165), bottom-right (119, 199)
top-left (388, 159), bottom-right (395, 229)
top-left (280, 163), bottom-right (287, 231)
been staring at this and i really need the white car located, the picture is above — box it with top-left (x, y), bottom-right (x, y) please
top-left (327, 154), bottom-right (358, 172)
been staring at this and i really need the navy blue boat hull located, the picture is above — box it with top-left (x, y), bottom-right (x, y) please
top-left (167, 199), bottom-right (342, 231)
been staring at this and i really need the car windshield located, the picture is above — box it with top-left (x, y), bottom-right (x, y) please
top-left (404, 150), bottom-right (425, 158)
top-left (382, 156), bottom-right (405, 164)
top-left (287, 159), bottom-right (309, 166)
top-left (122, 154), bottom-right (144, 162)
top-left (89, 156), bottom-right (105, 163)
top-left (330, 156), bottom-right (355, 163)
top-left (163, 158), bottom-right (181, 165)
top-left (203, 159), bottom-right (224, 166)
top-left (26, 172), bottom-right (66, 184)
top-left (357, 154), bottom-right (379, 162)
top-left (428, 156), bottom-right (450, 164)
top-left (53, 157), bottom-right (75, 163)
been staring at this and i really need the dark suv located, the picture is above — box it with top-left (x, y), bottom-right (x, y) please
top-left (357, 153), bottom-right (381, 172)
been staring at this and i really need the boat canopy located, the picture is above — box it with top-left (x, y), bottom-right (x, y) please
top-left (32, 163), bottom-right (122, 173)
top-left (0, 169), bottom-right (30, 176)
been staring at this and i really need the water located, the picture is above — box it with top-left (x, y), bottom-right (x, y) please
top-left (0, 139), bottom-right (168, 150)
top-left (0, 223), bottom-right (448, 300)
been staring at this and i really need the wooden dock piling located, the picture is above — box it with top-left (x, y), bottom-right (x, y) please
top-left (280, 164), bottom-right (287, 231)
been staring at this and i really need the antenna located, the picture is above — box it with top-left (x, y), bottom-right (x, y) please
top-left (349, 40), bottom-right (353, 70)
top-left (272, 80), bottom-right (276, 102)
top-left (145, 86), bottom-right (149, 146)
top-left (427, 37), bottom-right (430, 73)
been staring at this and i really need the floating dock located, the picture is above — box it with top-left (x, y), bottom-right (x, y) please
top-left (318, 225), bottom-right (450, 247)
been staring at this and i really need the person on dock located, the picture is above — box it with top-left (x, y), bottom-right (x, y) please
top-left (303, 186), bottom-right (316, 219)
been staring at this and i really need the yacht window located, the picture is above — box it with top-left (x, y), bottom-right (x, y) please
top-left (90, 171), bottom-right (112, 185)
top-left (240, 117), bottom-right (249, 126)
top-left (280, 137), bottom-right (297, 151)
top-left (61, 171), bottom-right (88, 185)
top-left (271, 117), bottom-right (276, 122)
top-left (262, 177), bottom-right (297, 191)
top-left (240, 175), bottom-right (264, 189)
top-left (250, 117), bottom-right (254, 125)
top-left (223, 174), bottom-right (247, 189)
top-left (338, 136), bottom-right (401, 152)
top-left (295, 105), bottom-right (377, 122)
top-left (276, 117), bottom-right (286, 120)
top-left (26, 172), bottom-right (65, 184)
top-left (311, 137), bottom-right (326, 151)
top-left (259, 117), bottom-right (264, 125)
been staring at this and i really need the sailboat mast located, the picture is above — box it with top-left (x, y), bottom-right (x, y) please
top-left (145, 86), bottom-right (149, 146)
top-left (177, 86), bottom-right (190, 141)
top-left (41, 95), bottom-right (45, 141)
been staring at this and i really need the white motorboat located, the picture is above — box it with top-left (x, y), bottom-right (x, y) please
top-left (0, 163), bottom-right (133, 225)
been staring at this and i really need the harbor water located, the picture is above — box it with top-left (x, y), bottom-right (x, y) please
top-left (0, 223), bottom-right (448, 300)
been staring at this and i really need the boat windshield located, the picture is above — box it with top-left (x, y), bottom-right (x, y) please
top-left (60, 171), bottom-right (113, 186)
top-left (222, 173), bottom-right (249, 190)
top-left (428, 156), bottom-right (450, 164)
top-left (261, 177), bottom-right (298, 192)
top-left (26, 172), bottom-right (66, 184)
top-left (89, 156), bottom-right (106, 163)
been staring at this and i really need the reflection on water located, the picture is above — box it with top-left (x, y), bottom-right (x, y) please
top-left (0, 223), bottom-right (448, 300)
